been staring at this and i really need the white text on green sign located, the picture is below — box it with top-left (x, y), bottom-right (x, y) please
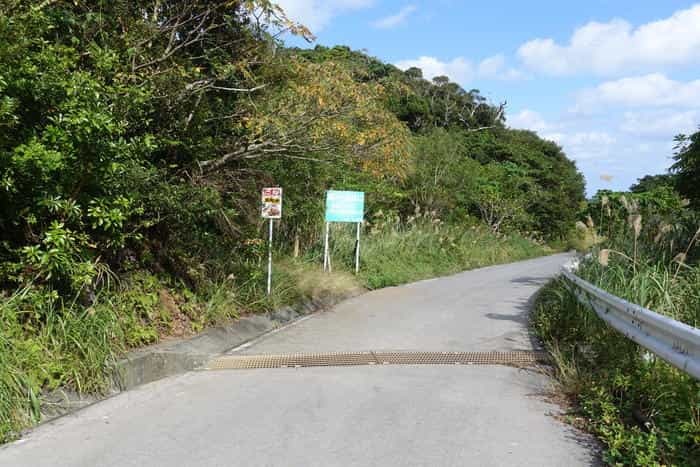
top-left (325, 190), bottom-right (364, 223)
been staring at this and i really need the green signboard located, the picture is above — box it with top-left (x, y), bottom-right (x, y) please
top-left (325, 190), bottom-right (365, 223)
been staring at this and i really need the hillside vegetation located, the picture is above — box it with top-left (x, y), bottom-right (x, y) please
top-left (0, 1), bottom-right (584, 440)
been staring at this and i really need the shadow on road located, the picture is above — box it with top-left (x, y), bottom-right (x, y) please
top-left (482, 275), bottom-right (554, 352)
top-left (510, 275), bottom-right (552, 286)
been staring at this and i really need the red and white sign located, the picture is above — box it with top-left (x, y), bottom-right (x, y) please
top-left (261, 187), bottom-right (282, 219)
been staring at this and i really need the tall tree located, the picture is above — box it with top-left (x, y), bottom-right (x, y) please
top-left (671, 129), bottom-right (700, 206)
top-left (630, 174), bottom-right (676, 193)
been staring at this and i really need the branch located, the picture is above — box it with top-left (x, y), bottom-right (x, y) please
top-left (458, 100), bottom-right (507, 130)
top-left (132, 9), bottom-right (222, 72)
top-left (210, 84), bottom-right (268, 93)
top-left (184, 92), bottom-right (203, 130)
top-left (466, 125), bottom-right (498, 132)
top-left (198, 137), bottom-right (340, 173)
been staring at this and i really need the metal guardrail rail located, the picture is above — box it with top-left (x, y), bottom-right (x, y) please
top-left (561, 262), bottom-right (700, 380)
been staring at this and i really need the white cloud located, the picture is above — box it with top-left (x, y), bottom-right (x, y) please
top-left (372, 5), bottom-right (416, 29)
top-left (394, 54), bottom-right (526, 85)
top-left (545, 131), bottom-right (616, 161)
top-left (561, 133), bottom-right (617, 162)
top-left (477, 55), bottom-right (505, 76)
top-left (477, 54), bottom-right (527, 81)
top-left (517, 4), bottom-right (700, 75)
top-left (395, 56), bottom-right (475, 84)
top-left (508, 109), bottom-right (615, 160)
top-left (563, 132), bottom-right (616, 147)
top-left (275, 0), bottom-right (374, 33)
top-left (621, 109), bottom-right (700, 136)
top-left (508, 109), bottom-right (552, 132)
top-left (573, 74), bottom-right (700, 113)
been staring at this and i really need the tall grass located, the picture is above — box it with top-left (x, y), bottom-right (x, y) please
top-left (0, 285), bottom-right (125, 442)
top-left (0, 289), bottom-right (39, 442)
top-left (579, 259), bottom-right (700, 327)
top-left (532, 197), bottom-right (700, 465)
top-left (322, 216), bottom-right (546, 289)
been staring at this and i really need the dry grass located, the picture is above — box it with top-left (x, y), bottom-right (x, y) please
top-left (548, 344), bottom-right (587, 398)
top-left (278, 258), bottom-right (363, 298)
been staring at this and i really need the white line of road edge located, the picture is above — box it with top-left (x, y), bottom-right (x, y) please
top-left (224, 314), bottom-right (318, 355)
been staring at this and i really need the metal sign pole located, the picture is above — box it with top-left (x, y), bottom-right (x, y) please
top-left (355, 222), bottom-right (361, 274)
top-left (267, 218), bottom-right (273, 295)
top-left (323, 222), bottom-right (330, 271)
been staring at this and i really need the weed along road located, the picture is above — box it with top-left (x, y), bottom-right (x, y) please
top-left (0, 254), bottom-right (598, 467)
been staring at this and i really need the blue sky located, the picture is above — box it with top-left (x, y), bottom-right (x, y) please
top-left (276, 1), bottom-right (700, 195)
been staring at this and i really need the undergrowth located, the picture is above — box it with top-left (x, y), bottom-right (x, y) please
top-left (533, 267), bottom-right (700, 466)
top-left (532, 191), bottom-right (700, 465)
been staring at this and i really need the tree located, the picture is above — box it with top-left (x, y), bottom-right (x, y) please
top-left (293, 46), bottom-right (507, 133)
top-left (461, 129), bottom-right (585, 238)
top-left (630, 174), bottom-right (676, 193)
top-left (0, 0), bottom-right (315, 292)
top-left (408, 128), bottom-right (479, 216)
top-left (198, 58), bottom-right (411, 179)
top-left (671, 129), bottom-right (700, 206)
top-left (473, 163), bottom-right (533, 233)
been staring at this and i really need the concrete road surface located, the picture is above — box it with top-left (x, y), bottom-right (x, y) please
top-left (0, 253), bottom-right (599, 466)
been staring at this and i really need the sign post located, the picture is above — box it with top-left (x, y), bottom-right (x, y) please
top-left (267, 219), bottom-right (273, 294)
top-left (323, 221), bottom-right (331, 272)
top-left (355, 221), bottom-right (361, 274)
top-left (261, 187), bottom-right (282, 295)
top-left (324, 190), bottom-right (365, 273)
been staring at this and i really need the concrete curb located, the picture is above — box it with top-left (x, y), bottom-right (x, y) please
top-left (39, 288), bottom-right (366, 422)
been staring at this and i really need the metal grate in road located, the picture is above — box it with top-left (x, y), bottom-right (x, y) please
top-left (207, 351), bottom-right (549, 370)
top-left (208, 352), bottom-right (376, 369)
top-left (374, 351), bottom-right (547, 366)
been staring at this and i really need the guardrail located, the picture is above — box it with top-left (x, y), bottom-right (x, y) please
top-left (561, 262), bottom-right (700, 380)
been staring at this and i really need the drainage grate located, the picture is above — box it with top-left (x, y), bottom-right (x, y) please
top-left (207, 351), bottom-right (549, 370)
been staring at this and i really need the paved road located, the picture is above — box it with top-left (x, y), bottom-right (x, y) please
top-left (0, 253), bottom-right (598, 466)
top-left (234, 254), bottom-right (564, 355)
